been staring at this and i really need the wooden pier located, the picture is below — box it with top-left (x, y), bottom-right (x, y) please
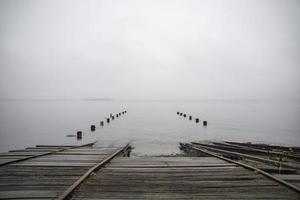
top-left (0, 141), bottom-right (299, 199)
top-left (70, 156), bottom-right (299, 199)
top-left (0, 142), bottom-right (130, 199)
top-left (182, 141), bottom-right (300, 189)
top-left (0, 142), bottom-right (96, 166)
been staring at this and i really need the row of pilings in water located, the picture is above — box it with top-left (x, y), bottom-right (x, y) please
top-left (177, 111), bottom-right (207, 126)
top-left (76, 110), bottom-right (127, 139)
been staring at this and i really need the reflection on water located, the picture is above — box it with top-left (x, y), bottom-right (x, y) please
top-left (0, 100), bottom-right (299, 155)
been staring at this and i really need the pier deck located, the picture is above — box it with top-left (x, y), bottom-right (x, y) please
top-left (71, 156), bottom-right (300, 199)
top-left (0, 143), bottom-right (128, 199)
top-left (0, 143), bottom-right (299, 199)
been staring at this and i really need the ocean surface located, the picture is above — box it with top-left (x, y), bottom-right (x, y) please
top-left (0, 99), bottom-right (299, 155)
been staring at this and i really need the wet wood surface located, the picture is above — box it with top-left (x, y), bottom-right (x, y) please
top-left (187, 142), bottom-right (300, 190)
top-left (71, 156), bottom-right (300, 199)
top-left (1, 142), bottom-right (299, 199)
top-left (0, 144), bottom-right (121, 199)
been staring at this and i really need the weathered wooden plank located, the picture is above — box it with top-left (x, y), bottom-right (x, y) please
top-left (9, 149), bottom-right (59, 152)
top-left (0, 152), bottom-right (41, 156)
top-left (105, 164), bottom-right (237, 168)
top-left (55, 152), bottom-right (113, 155)
top-left (12, 161), bottom-right (98, 167)
top-left (0, 185), bottom-right (67, 191)
top-left (0, 180), bottom-right (77, 186)
top-left (32, 154), bottom-right (106, 160)
top-left (0, 165), bottom-right (90, 171)
top-left (0, 171), bottom-right (87, 176)
top-left (36, 145), bottom-right (75, 147)
top-left (17, 159), bottom-right (104, 163)
top-left (0, 175), bottom-right (80, 182)
top-left (95, 172), bottom-right (256, 178)
top-left (27, 146), bottom-right (64, 149)
top-left (0, 190), bottom-right (58, 199)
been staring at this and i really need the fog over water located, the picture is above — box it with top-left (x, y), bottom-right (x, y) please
top-left (0, 100), bottom-right (299, 155)
top-left (0, 0), bottom-right (299, 154)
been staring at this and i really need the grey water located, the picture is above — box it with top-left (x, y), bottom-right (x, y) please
top-left (0, 99), bottom-right (299, 155)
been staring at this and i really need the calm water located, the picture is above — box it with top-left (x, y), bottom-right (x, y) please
top-left (0, 100), bottom-right (299, 155)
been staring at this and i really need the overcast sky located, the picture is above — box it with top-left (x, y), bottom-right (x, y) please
top-left (0, 0), bottom-right (299, 100)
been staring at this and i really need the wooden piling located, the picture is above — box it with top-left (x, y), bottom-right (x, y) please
top-left (177, 111), bottom-right (179, 115)
top-left (189, 116), bottom-right (192, 120)
top-left (106, 118), bottom-right (110, 123)
top-left (100, 121), bottom-right (104, 126)
top-left (183, 114), bottom-right (186, 117)
top-left (77, 131), bottom-right (82, 139)
top-left (195, 118), bottom-right (199, 123)
top-left (203, 121), bottom-right (207, 126)
top-left (90, 125), bottom-right (96, 131)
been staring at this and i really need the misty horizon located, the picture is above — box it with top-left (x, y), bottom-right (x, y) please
top-left (1, 0), bottom-right (299, 100)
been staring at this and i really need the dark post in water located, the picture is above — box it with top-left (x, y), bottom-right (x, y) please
top-left (90, 125), bottom-right (96, 131)
top-left (203, 121), bottom-right (207, 126)
top-left (100, 121), bottom-right (104, 126)
top-left (195, 118), bottom-right (199, 123)
top-left (77, 131), bottom-right (82, 139)
top-left (189, 116), bottom-right (192, 120)
top-left (106, 118), bottom-right (110, 123)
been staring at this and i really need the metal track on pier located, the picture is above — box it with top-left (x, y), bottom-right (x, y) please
top-left (69, 153), bottom-right (299, 199)
top-left (183, 142), bottom-right (300, 193)
top-left (0, 143), bottom-right (130, 199)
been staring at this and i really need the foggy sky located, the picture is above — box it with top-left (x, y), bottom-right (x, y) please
top-left (0, 0), bottom-right (299, 100)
